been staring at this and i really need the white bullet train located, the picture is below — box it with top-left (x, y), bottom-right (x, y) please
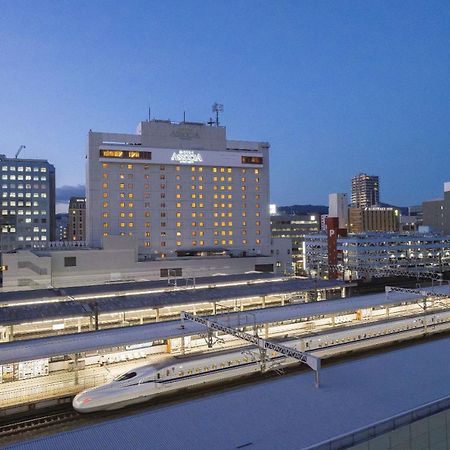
top-left (73, 309), bottom-right (450, 413)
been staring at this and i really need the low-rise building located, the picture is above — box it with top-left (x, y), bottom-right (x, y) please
top-left (68, 197), bottom-right (86, 241)
top-left (348, 206), bottom-right (399, 233)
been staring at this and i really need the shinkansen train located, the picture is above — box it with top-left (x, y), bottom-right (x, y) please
top-left (73, 309), bottom-right (450, 413)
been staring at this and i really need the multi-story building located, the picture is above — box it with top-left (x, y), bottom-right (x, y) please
top-left (87, 119), bottom-right (270, 258)
top-left (351, 173), bottom-right (379, 208)
top-left (328, 193), bottom-right (348, 229)
top-left (271, 213), bottom-right (321, 274)
top-left (304, 232), bottom-right (450, 280)
top-left (348, 206), bottom-right (399, 233)
top-left (422, 182), bottom-right (450, 234)
top-left (68, 197), bottom-right (86, 241)
top-left (0, 154), bottom-right (55, 252)
top-left (55, 213), bottom-right (68, 241)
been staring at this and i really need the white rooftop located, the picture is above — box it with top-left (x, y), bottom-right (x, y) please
top-left (7, 336), bottom-right (450, 450)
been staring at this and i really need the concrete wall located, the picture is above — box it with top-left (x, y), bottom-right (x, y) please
top-left (422, 199), bottom-right (444, 233)
top-left (2, 237), bottom-right (283, 290)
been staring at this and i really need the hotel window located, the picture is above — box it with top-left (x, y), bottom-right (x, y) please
top-left (191, 202), bottom-right (196, 208)
top-left (145, 232), bottom-right (150, 237)
top-left (144, 183), bottom-right (149, 189)
top-left (160, 175), bottom-right (165, 180)
top-left (176, 222), bottom-right (182, 227)
top-left (198, 185), bottom-right (203, 190)
top-left (103, 201), bottom-right (108, 208)
top-left (102, 173), bottom-right (108, 179)
top-left (191, 185), bottom-right (195, 190)
top-left (228, 239), bottom-right (233, 244)
top-left (199, 231), bottom-right (204, 237)
top-left (191, 222), bottom-right (196, 227)
top-left (176, 175), bottom-right (181, 180)
top-left (191, 194), bottom-right (196, 199)
top-left (256, 221), bottom-right (260, 226)
top-left (214, 239), bottom-right (219, 245)
top-left (256, 239), bottom-right (261, 244)
top-left (103, 212), bottom-right (108, 218)
top-left (176, 241), bottom-right (182, 246)
top-left (256, 212), bottom-right (260, 217)
top-left (242, 239), bottom-right (247, 244)
top-left (212, 167), bottom-right (217, 173)
top-left (128, 183), bottom-right (133, 189)
top-left (102, 183), bottom-right (108, 189)
top-left (102, 163), bottom-right (108, 168)
top-left (161, 242), bottom-right (166, 247)
top-left (176, 166), bottom-right (181, 171)
top-left (242, 230), bottom-right (247, 235)
top-left (103, 222), bottom-right (108, 228)
top-left (220, 168), bottom-right (225, 173)
top-left (256, 230), bottom-right (261, 235)
top-left (256, 204), bottom-right (260, 208)
top-left (255, 177), bottom-right (260, 183)
top-left (119, 183), bottom-right (125, 189)
top-left (128, 212), bottom-right (134, 218)
top-left (120, 202), bottom-right (125, 208)
top-left (160, 203), bottom-right (165, 208)
top-left (221, 221), bottom-right (226, 227)
top-left (192, 240), bottom-right (197, 246)
top-left (242, 212), bottom-right (246, 217)
top-left (120, 222), bottom-right (125, 228)
top-left (176, 202), bottom-right (181, 208)
top-left (120, 173), bottom-right (125, 179)
top-left (191, 166), bottom-right (196, 172)
top-left (127, 164), bottom-right (133, 170)
top-left (214, 221), bottom-right (219, 227)
top-left (128, 222), bottom-right (134, 228)
top-left (144, 242), bottom-right (151, 247)
top-left (128, 193), bottom-right (134, 198)
top-left (161, 222), bottom-right (166, 227)
top-left (191, 231), bottom-right (197, 237)
top-left (160, 166), bottom-right (165, 170)
top-left (221, 231), bottom-right (226, 236)
top-left (213, 212), bottom-right (218, 218)
top-left (176, 194), bottom-right (181, 199)
top-left (128, 202), bottom-right (134, 207)
top-left (120, 212), bottom-right (125, 218)
top-left (103, 232), bottom-right (108, 237)
top-left (221, 239), bottom-right (226, 245)
top-left (176, 184), bottom-right (181, 190)
top-left (213, 185), bottom-right (218, 191)
top-left (102, 192), bottom-right (108, 198)
top-left (241, 177), bottom-right (246, 182)
top-left (145, 222), bottom-right (150, 228)
top-left (255, 186), bottom-right (260, 191)
top-left (161, 193), bottom-right (165, 198)
top-left (191, 212), bottom-right (197, 218)
top-left (198, 167), bottom-right (203, 172)
top-left (176, 212), bottom-right (181, 218)
top-left (160, 184), bottom-right (165, 189)
top-left (254, 169), bottom-right (259, 174)
top-left (160, 212), bottom-right (166, 218)
top-left (199, 221), bottom-right (204, 227)
top-left (220, 186), bottom-right (225, 191)
top-left (227, 194), bottom-right (232, 199)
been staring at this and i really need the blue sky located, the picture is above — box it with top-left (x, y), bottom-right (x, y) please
top-left (1, 0), bottom-right (449, 207)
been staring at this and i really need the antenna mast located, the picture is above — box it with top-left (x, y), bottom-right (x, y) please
top-left (212, 103), bottom-right (224, 126)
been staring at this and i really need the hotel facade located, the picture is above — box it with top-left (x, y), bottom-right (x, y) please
top-left (87, 120), bottom-right (271, 259)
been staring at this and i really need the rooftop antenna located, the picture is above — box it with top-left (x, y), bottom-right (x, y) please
top-left (148, 106), bottom-right (151, 122)
top-left (183, 110), bottom-right (186, 123)
top-left (207, 117), bottom-right (215, 126)
top-left (15, 145), bottom-right (26, 159)
top-left (212, 103), bottom-right (224, 126)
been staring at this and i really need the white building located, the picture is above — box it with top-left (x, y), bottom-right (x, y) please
top-left (328, 193), bottom-right (348, 229)
top-left (87, 120), bottom-right (270, 259)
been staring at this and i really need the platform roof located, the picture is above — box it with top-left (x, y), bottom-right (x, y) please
top-left (0, 278), bottom-right (346, 326)
top-left (0, 272), bottom-right (283, 303)
top-left (0, 286), bottom-right (447, 365)
top-left (7, 337), bottom-right (450, 450)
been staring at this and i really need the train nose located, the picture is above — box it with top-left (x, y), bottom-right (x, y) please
top-left (73, 393), bottom-right (96, 413)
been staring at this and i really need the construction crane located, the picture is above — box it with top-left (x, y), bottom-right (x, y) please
top-left (15, 145), bottom-right (26, 159)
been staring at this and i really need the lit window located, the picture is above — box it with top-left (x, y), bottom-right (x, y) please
top-left (103, 222), bottom-right (109, 228)
top-left (102, 183), bottom-right (108, 189)
top-left (103, 201), bottom-right (108, 208)
top-left (128, 222), bottom-right (134, 228)
top-left (102, 192), bottom-right (108, 198)
top-left (176, 184), bottom-right (181, 190)
top-left (102, 163), bottom-right (108, 168)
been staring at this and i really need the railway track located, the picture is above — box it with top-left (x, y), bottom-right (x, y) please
top-left (1, 331), bottom-right (448, 446)
top-left (0, 410), bottom-right (80, 439)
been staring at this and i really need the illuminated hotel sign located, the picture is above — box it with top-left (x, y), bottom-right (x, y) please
top-left (170, 150), bottom-right (203, 165)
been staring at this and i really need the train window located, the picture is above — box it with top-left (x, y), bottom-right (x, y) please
top-left (228, 361), bottom-right (232, 366)
top-left (196, 368), bottom-right (201, 373)
top-left (157, 373), bottom-right (160, 379)
top-left (178, 371), bottom-right (184, 376)
top-left (114, 371), bottom-right (137, 382)
top-left (188, 369), bottom-right (193, 375)
top-left (166, 370), bottom-right (170, 376)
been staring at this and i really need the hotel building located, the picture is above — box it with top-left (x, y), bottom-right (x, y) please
top-left (87, 119), bottom-right (270, 258)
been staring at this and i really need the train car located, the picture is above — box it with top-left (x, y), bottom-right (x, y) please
top-left (73, 310), bottom-right (450, 413)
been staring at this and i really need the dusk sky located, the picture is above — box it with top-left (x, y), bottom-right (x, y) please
top-left (1, 1), bottom-right (449, 208)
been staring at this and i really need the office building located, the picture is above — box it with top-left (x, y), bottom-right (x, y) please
top-left (68, 197), bottom-right (86, 241)
top-left (55, 213), bottom-right (68, 241)
top-left (422, 182), bottom-right (450, 234)
top-left (271, 213), bottom-right (321, 274)
top-left (351, 173), bottom-right (379, 208)
top-left (328, 193), bottom-right (348, 229)
top-left (348, 206), bottom-right (399, 233)
top-left (87, 119), bottom-right (270, 258)
top-left (0, 154), bottom-right (55, 252)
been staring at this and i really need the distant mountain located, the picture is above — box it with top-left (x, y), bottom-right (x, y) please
top-left (278, 205), bottom-right (328, 215)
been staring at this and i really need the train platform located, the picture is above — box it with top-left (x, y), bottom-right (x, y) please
top-left (5, 335), bottom-right (450, 450)
top-left (2, 286), bottom-right (448, 366)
